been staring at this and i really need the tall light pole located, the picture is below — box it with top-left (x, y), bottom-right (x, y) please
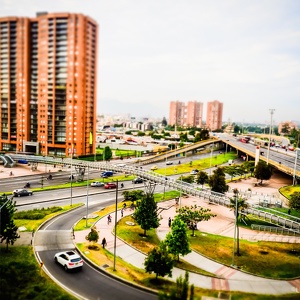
top-left (293, 149), bottom-right (300, 186)
top-left (85, 164), bottom-right (89, 227)
top-left (113, 179), bottom-right (118, 271)
top-left (163, 157), bottom-right (167, 199)
top-left (231, 189), bottom-right (238, 267)
top-left (209, 143), bottom-right (214, 175)
top-left (266, 109), bottom-right (275, 165)
top-left (70, 145), bottom-right (73, 206)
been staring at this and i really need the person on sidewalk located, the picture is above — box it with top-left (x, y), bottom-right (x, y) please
top-left (107, 214), bottom-right (112, 224)
top-left (101, 237), bottom-right (107, 248)
top-left (168, 217), bottom-right (171, 227)
top-left (121, 208), bottom-right (124, 217)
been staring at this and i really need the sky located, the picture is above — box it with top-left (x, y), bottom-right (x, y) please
top-left (1, 0), bottom-right (300, 125)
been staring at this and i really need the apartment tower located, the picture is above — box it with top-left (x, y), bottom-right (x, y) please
top-left (206, 100), bottom-right (223, 131)
top-left (0, 12), bottom-right (98, 156)
top-left (169, 100), bottom-right (203, 127)
top-left (169, 101), bottom-right (185, 126)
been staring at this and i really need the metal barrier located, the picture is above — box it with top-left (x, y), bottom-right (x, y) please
top-left (9, 154), bottom-right (300, 235)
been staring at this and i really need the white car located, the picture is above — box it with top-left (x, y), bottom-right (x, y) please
top-left (54, 250), bottom-right (83, 271)
top-left (90, 181), bottom-right (104, 187)
top-left (190, 169), bottom-right (199, 175)
top-left (166, 161), bottom-right (173, 165)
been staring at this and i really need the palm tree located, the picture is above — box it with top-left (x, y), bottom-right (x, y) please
top-left (229, 188), bottom-right (249, 256)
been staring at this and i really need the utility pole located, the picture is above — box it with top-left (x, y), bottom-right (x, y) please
top-left (266, 109), bottom-right (275, 165)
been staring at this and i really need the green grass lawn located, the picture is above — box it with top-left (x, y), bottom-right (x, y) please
top-left (4, 151), bottom-right (300, 299)
top-left (0, 246), bottom-right (76, 300)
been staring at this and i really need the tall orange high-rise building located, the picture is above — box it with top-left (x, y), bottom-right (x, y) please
top-left (206, 100), bottom-right (223, 131)
top-left (0, 12), bottom-right (98, 156)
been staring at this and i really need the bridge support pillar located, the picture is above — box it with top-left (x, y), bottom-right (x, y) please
top-left (30, 162), bottom-right (38, 171)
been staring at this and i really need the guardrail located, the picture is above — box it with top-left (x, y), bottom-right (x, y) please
top-left (251, 224), bottom-right (300, 236)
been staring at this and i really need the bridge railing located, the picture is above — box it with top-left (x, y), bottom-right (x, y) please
top-left (10, 154), bottom-right (300, 234)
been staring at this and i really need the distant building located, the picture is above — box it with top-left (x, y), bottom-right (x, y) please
top-left (206, 100), bottom-right (223, 131)
top-left (278, 121), bottom-right (298, 135)
top-left (169, 100), bottom-right (203, 127)
top-left (0, 12), bottom-right (98, 156)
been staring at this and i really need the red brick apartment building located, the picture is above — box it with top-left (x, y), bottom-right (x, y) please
top-left (169, 100), bottom-right (223, 130)
top-left (169, 100), bottom-right (203, 127)
top-left (0, 12), bottom-right (98, 156)
top-left (206, 100), bottom-right (223, 131)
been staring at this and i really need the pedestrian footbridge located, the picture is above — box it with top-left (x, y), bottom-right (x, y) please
top-left (10, 154), bottom-right (300, 235)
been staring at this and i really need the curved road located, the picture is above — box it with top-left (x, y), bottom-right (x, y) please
top-left (34, 194), bottom-right (157, 300)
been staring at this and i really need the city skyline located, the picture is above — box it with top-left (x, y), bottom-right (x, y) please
top-left (1, 0), bottom-right (300, 124)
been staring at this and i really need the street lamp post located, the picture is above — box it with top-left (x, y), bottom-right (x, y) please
top-left (209, 144), bottom-right (214, 175)
top-left (113, 179), bottom-right (118, 271)
top-left (70, 145), bottom-right (74, 206)
top-left (293, 149), bottom-right (300, 186)
top-left (231, 191), bottom-right (238, 267)
top-left (266, 109), bottom-right (275, 165)
top-left (163, 157), bottom-right (167, 199)
top-left (85, 164), bottom-right (89, 227)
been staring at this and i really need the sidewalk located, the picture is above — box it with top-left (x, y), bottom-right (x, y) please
top-left (8, 164), bottom-right (300, 294)
top-left (74, 197), bottom-right (300, 295)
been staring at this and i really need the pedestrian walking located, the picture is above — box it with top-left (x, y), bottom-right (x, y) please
top-left (168, 217), bottom-right (171, 227)
top-left (130, 203), bottom-right (135, 211)
top-left (101, 237), bottom-right (107, 248)
top-left (107, 214), bottom-right (112, 224)
top-left (121, 208), bottom-right (124, 217)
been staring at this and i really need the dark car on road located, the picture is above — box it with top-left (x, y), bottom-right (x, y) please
top-left (101, 171), bottom-right (114, 178)
top-left (132, 177), bottom-right (144, 184)
top-left (13, 189), bottom-right (33, 197)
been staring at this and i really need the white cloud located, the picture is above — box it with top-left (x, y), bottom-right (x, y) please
top-left (1, 0), bottom-right (299, 123)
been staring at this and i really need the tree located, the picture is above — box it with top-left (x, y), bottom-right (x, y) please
top-left (223, 165), bottom-right (239, 181)
top-left (137, 131), bottom-right (145, 136)
top-left (229, 189), bottom-right (249, 256)
top-left (165, 216), bottom-right (191, 261)
top-left (0, 194), bottom-right (19, 251)
top-left (289, 192), bottom-right (300, 212)
top-left (254, 160), bottom-right (272, 185)
top-left (179, 132), bottom-right (188, 142)
top-left (158, 271), bottom-right (194, 300)
top-left (161, 117), bottom-right (168, 127)
top-left (177, 175), bottom-right (194, 184)
top-left (176, 205), bottom-right (216, 236)
top-left (134, 193), bottom-right (160, 236)
top-left (241, 160), bottom-right (255, 176)
top-left (85, 226), bottom-right (99, 244)
top-left (122, 190), bottom-right (144, 203)
top-left (103, 146), bottom-right (112, 161)
top-left (195, 171), bottom-right (208, 187)
top-left (280, 122), bottom-right (291, 135)
top-left (144, 241), bottom-right (174, 279)
top-left (208, 167), bottom-right (228, 194)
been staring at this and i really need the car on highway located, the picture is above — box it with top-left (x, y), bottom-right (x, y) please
top-left (90, 181), bottom-right (104, 187)
top-left (166, 161), bottom-right (173, 165)
top-left (13, 189), bottom-right (33, 197)
top-left (104, 182), bottom-right (117, 189)
top-left (54, 250), bottom-right (83, 271)
top-left (101, 171), bottom-right (114, 178)
top-left (150, 165), bottom-right (158, 170)
top-left (190, 169), bottom-right (199, 175)
top-left (132, 177), bottom-right (144, 184)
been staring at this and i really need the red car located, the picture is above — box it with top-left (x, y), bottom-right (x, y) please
top-left (104, 182), bottom-right (117, 189)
